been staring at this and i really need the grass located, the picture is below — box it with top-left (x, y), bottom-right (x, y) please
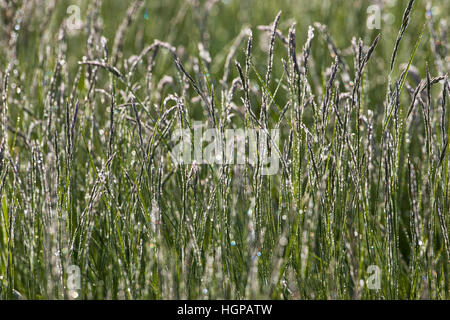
top-left (0, 0), bottom-right (449, 299)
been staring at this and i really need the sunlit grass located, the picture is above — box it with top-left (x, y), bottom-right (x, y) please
top-left (0, 0), bottom-right (448, 299)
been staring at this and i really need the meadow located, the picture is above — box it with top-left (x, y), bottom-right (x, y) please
top-left (0, 0), bottom-right (449, 299)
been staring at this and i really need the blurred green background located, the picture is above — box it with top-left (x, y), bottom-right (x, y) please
top-left (5, 0), bottom-right (449, 106)
top-left (2, 0), bottom-right (449, 167)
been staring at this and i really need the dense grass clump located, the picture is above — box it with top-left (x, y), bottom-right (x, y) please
top-left (0, 0), bottom-right (449, 299)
